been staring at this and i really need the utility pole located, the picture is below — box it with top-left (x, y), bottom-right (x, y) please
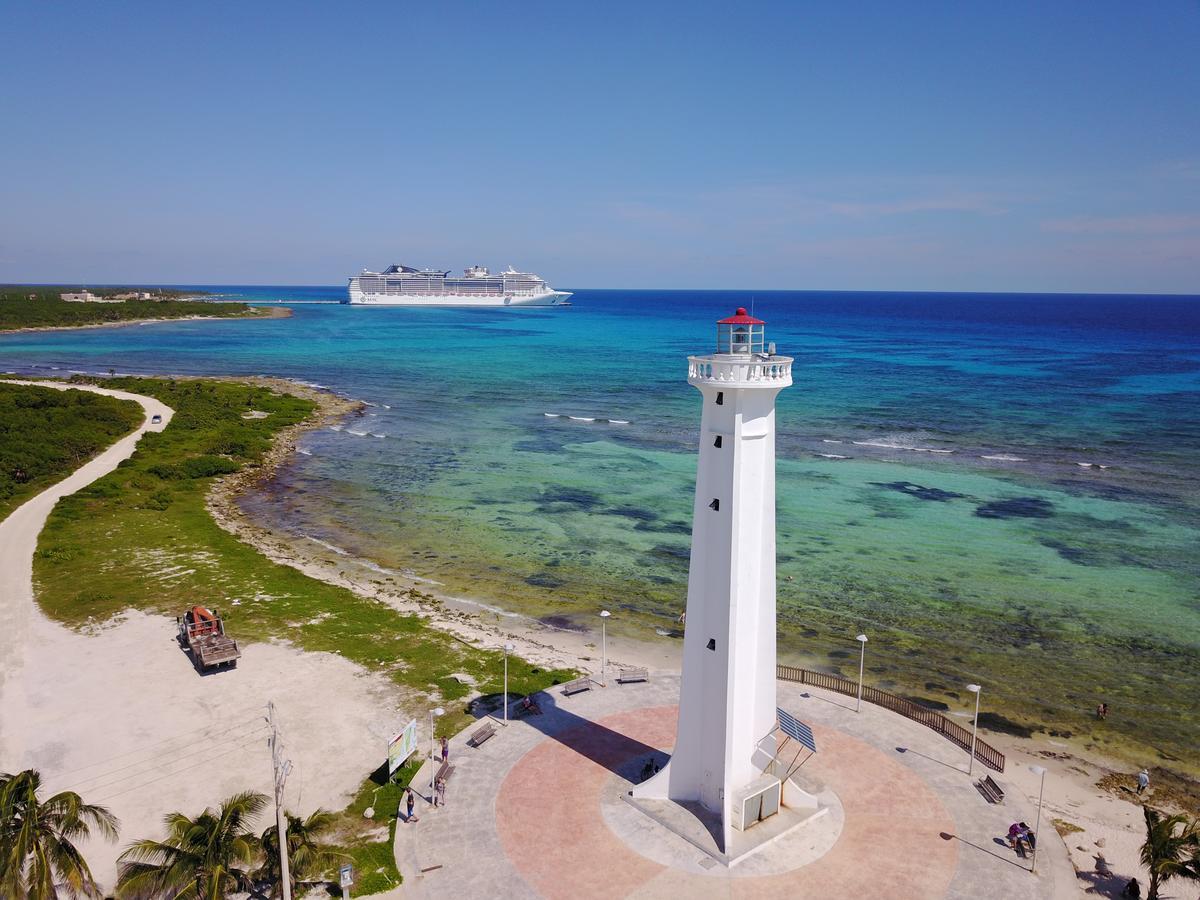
top-left (267, 702), bottom-right (293, 900)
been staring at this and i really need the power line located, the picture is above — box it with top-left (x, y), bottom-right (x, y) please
top-left (55, 722), bottom-right (269, 796)
top-left (44, 710), bottom-right (264, 781)
top-left (93, 731), bottom-right (271, 805)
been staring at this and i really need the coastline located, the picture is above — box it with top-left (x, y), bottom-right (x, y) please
top-left (0, 304), bottom-right (290, 335)
top-left (203, 378), bottom-right (1197, 886)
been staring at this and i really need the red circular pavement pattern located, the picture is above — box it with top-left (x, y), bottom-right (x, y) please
top-left (495, 705), bottom-right (958, 899)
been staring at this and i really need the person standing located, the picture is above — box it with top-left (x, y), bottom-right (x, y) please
top-left (1136, 769), bottom-right (1150, 795)
top-left (441, 736), bottom-right (449, 764)
top-left (405, 787), bottom-right (418, 822)
top-left (436, 776), bottom-right (447, 808)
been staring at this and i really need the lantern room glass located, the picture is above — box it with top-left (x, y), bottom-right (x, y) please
top-left (716, 322), bottom-right (765, 355)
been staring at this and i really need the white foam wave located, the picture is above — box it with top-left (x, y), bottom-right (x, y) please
top-left (328, 424), bottom-right (343, 432)
top-left (609, 419), bottom-right (630, 425)
top-left (347, 429), bottom-right (369, 436)
top-left (301, 534), bottom-right (350, 556)
top-left (981, 454), bottom-right (1025, 462)
top-left (568, 416), bottom-right (595, 422)
top-left (822, 439), bottom-right (843, 444)
top-left (851, 440), bottom-right (954, 454)
top-left (296, 448), bottom-right (312, 456)
top-left (1076, 462), bottom-right (1112, 470)
top-left (818, 453), bottom-right (848, 459)
top-left (370, 432), bottom-right (387, 438)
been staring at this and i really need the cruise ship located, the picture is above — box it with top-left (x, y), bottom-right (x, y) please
top-left (346, 264), bottom-right (571, 307)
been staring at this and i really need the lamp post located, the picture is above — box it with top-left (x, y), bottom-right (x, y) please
top-left (599, 610), bottom-right (611, 686)
top-left (1029, 765), bottom-right (1046, 873)
top-left (855, 634), bottom-right (868, 712)
top-left (503, 642), bottom-right (514, 722)
top-left (428, 706), bottom-right (444, 798)
top-left (966, 684), bottom-right (982, 776)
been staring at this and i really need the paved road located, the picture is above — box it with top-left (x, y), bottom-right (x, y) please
top-left (0, 380), bottom-right (173, 765)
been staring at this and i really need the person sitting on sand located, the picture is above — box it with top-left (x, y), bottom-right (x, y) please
top-left (1120, 877), bottom-right (1140, 898)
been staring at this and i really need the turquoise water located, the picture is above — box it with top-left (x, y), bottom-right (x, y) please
top-left (4, 289), bottom-right (1199, 763)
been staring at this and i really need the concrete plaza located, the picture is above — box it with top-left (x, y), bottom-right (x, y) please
top-left (395, 675), bottom-right (1077, 899)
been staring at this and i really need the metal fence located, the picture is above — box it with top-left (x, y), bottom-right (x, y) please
top-left (777, 664), bottom-right (1006, 773)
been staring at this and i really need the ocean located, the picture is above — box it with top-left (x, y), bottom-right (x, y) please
top-left (4, 287), bottom-right (1199, 764)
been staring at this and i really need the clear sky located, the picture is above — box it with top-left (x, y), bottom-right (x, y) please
top-left (2, 1), bottom-right (1198, 292)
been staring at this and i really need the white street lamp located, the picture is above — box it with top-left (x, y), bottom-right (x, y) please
top-left (428, 706), bottom-right (445, 798)
top-left (1029, 765), bottom-right (1046, 873)
top-left (599, 610), bottom-right (611, 686)
top-left (966, 684), bottom-right (982, 776)
top-left (503, 642), bottom-right (514, 722)
top-left (855, 634), bottom-right (868, 712)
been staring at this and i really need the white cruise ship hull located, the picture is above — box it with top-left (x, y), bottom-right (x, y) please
top-left (346, 289), bottom-right (571, 307)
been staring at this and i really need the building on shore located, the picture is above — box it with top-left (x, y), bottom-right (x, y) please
top-left (61, 291), bottom-right (123, 303)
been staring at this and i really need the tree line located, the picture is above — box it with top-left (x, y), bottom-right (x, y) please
top-left (1, 770), bottom-right (348, 899)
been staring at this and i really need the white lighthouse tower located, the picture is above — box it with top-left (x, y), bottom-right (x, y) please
top-left (633, 307), bottom-right (793, 854)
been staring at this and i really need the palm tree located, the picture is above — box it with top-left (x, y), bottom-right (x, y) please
top-left (256, 808), bottom-right (348, 898)
top-left (1139, 806), bottom-right (1199, 899)
top-left (116, 790), bottom-right (266, 900)
top-left (0, 769), bottom-right (119, 899)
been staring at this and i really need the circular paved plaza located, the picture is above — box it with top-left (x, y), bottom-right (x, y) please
top-left (395, 677), bottom-right (1076, 899)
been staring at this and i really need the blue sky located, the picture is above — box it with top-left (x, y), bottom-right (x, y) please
top-left (2, 1), bottom-right (1197, 292)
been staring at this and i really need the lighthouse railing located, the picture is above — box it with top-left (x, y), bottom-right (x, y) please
top-left (777, 664), bottom-right (1006, 772)
top-left (687, 356), bottom-right (793, 385)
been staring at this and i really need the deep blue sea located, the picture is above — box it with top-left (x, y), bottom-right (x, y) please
top-left (4, 287), bottom-right (1199, 760)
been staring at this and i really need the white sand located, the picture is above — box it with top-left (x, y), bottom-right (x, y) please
top-left (0, 382), bottom-right (406, 891)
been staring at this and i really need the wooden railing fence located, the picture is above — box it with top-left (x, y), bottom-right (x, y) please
top-left (777, 664), bottom-right (1005, 773)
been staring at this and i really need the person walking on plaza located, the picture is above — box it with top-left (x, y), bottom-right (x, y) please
top-left (405, 787), bottom-right (418, 822)
top-left (441, 736), bottom-right (449, 764)
top-left (436, 776), bottom-right (447, 808)
top-left (1136, 768), bottom-right (1150, 795)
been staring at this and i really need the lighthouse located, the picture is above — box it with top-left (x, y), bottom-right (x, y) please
top-left (633, 307), bottom-right (793, 854)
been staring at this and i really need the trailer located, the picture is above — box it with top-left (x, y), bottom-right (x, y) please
top-left (177, 606), bottom-right (241, 671)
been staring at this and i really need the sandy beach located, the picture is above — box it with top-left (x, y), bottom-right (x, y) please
top-left (0, 380), bottom-right (406, 891)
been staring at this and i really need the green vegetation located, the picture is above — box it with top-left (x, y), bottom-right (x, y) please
top-left (0, 286), bottom-right (269, 331)
top-left (1139, 806), bottom-right (1200, 899)
top-left (257, 807), bottom-right (348, 899)
top-left (33, 377), bottom-right (575, 739)
top-left (0, 383), bottom-right (143, 520)
top-left (117, 789), bottom-right (267, 898)
top-left (0, 769), bottom-right (120, 899)
top-left (328, 761), bottom-right (421, 896)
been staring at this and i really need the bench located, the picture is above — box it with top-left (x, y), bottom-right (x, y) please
top-left (469, 722), bottom-right (496, 747)
top-left (978, 775), bottom-right (1005, 804)
top-left (435, 761), bottom-right (454, 783)
top-left (616, 667), bottom-right (649, 684)
top-left (561, 676), bottom-right (593, 696)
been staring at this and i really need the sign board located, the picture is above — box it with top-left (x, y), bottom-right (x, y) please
top-left (388, 719), bottom-right (419, 775)
top-left (339, 864), bottom-right (353, 888)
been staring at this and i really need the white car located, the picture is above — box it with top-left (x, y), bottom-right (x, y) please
top-left (151, 414), bottom-right (162, 424)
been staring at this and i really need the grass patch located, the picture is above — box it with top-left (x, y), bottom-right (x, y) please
top-left (324, 760), bottom-right (421, 896)
top-left (32, 376), bottom-right (575, 743)
top-left (1052, 818), bottom-right (1084, 837)
top-left (0, 383), bottom-right (143, 520)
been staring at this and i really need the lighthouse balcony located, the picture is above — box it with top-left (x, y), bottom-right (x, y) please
top-left (688, 355), bottom-right (794, 387)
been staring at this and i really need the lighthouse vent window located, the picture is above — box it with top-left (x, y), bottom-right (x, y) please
top-left (708, 498), bottom-right (720, 511)
top-left (713, 435), bottom-right (722, 448)
top-left (715, 392), bottom-right (724, 406)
